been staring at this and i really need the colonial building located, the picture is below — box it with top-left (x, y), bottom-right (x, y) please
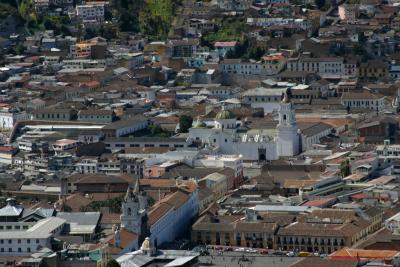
top-left (188, 93), bottom-right (301, 161)
top-left (192, 208), bottom-right (382, 253)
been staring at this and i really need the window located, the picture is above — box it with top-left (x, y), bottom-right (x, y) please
top-left (36, 239), bottom-right (39, 244)
top-left (27, 248), bottom-right (31, 252)
top-left (27, 239), bottom-right (30, 244)
top-left (18, 248), bottom-right (21, 252)
top-left (8, 240), bottom-right (11, 244)
top-left (18, 239), bottom-right (21, 244)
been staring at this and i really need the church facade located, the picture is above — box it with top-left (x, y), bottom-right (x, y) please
top-left (188, 94), bottom-right (301, 161)
top-left (117, 179), bottom-right (199, 253)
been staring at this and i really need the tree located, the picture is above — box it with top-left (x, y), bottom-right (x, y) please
top-left (62, 204), bottom-right (72, 212)
top-left (179, 115), bottom-right (193, 133)
top-left (106, 259), bottom-right (121, 267)
top-left (339, 159), bottom-right (351, 178)
top-left (314, 0), bottom-right (325, 9)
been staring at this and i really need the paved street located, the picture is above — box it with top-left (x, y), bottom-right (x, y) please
top-left (199, 253), bottom-right (301, 267)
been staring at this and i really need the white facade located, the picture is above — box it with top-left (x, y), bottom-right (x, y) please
top-left (341, 92), bottom-right (385, 111)
top-left (287, 57), bottom-right (344, 76)
top-left (0, 217), bottom-right (65, 256)
top-left (115, 121), bottom-right (148, 137)
top-left (76, 3), bottom-right (105, 21)
top-left (194, 155), bottom-right (243, 178)
top-left (149, 188), bottom-right (198, 247)
top-left (188, 95), bottom-right (300, 161)
top-left (247, 18), bottom-right (312, 31)
top-left (242, 87), bottom-right (287, 113)
top-left (385, 212), bottom-right (400, 235)
top-left (276, 96), bottom-right (300, 157)
top-left (0, 109), bottom-right (29, 129)
top-left (220, 60), bottom-right (262, 75)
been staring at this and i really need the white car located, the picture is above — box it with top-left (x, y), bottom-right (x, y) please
top-left (235, 247), bottom-right (246, 252)
top-left (286, 251), bottom-right (295, 257)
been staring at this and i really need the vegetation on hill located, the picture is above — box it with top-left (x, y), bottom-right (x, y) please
top-left (111, 0), bottom-right (182, 39)
top-left (202, 17), bottom-right (246, 45)
top-left (0, 2), bottom-right (17, 19)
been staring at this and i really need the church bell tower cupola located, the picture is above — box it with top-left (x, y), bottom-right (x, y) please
top-left (120, 179), bottom-right (148, 235)
top-left (277, 92), bottom-right (300, 157)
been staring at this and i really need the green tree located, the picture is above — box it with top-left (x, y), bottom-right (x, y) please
top-left (62, 204), bottom-right (72, 212)
top-left (179, 115), bottom-right (193, 133)
top-left (339, 159), bottom-right (351, 178)
top-left (106, 259), bottom-right (121, 267)
top-left (314, 0), bottom-right (325, 9)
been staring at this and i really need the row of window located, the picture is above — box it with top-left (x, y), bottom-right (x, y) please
top-left (245, 96), bottom-right (279, 102)
top-left (0, 225), bottom-right (29, 230)
top-left (343, 100), bottom-right (381, 106)
top-left (0, 239), bottom-right (40, 244)
top-left (113, 143), bottom-right (183, 148)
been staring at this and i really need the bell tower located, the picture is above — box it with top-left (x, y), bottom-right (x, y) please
top-left (277, 93), bottom-right (300, 157)
top-left (120, 179), bottom-right (148, 235)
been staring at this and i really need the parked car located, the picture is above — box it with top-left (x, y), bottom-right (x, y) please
top-left (298, 251), bottom-right (311, 257)
top-left (286, 251), bottom-right (295, 257)
top-left (273, 251), bottom-right (285, 256)
top-left (259, 249), bottom-right (268, 255)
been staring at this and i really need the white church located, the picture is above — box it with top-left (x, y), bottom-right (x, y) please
top-left (188, 93), bottom-right (301, 161)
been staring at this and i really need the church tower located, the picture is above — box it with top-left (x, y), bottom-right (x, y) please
top-left (277, 93), bottom-right (300, 157)
top-left (120, 179), bottom-right (148, 236)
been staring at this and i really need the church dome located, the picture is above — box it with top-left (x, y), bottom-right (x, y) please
top-left (215, 109), bottom-right (235, 120)
top-left (141, 237), bottom-right (151, 251)
top-left (282, 92), bottom-right (290, 103)
top-left (140, 237), bottom-right (156, 256)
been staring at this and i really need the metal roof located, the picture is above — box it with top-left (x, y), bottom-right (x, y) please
top-left (56, 212), bottom-right (101, 235)
top-left (0, 217), bottom-right (65, 239)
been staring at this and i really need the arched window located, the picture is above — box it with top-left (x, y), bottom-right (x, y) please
top-left (283, 114), bottom-right (287, 121)
top-left (127, 208), bottom-right (132, 216)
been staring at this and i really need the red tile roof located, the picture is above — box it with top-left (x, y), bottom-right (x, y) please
top-left (302, 197), bottom-right (335, 207)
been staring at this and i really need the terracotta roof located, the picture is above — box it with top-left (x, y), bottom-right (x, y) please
top-left (350, 192), bottom-right (369, 200)
top-left (73, 174), bottom-right (134, 185)
top-left (107, 228), bottom-right (138, 249)
top-left (100, 212), bottom-right (120, 225)
top-left (283, 180), bottom-right (318, 189)
top-left (140, 179), bottom-right (177, 188)
top-left (301, 197), bottom-right (335, 207)
top-left (147, 188), bottom-right (193, 226)
top-left (290, 258), bottom-right (357, 267)
top-left (148, 202), bottom-right (173, 226)
top-left (0, 146), bottom-right (14, 152)
top-left (331, 248), bottom-right (399, 259)
top-left (278, 222), bottom-right (361, 237)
